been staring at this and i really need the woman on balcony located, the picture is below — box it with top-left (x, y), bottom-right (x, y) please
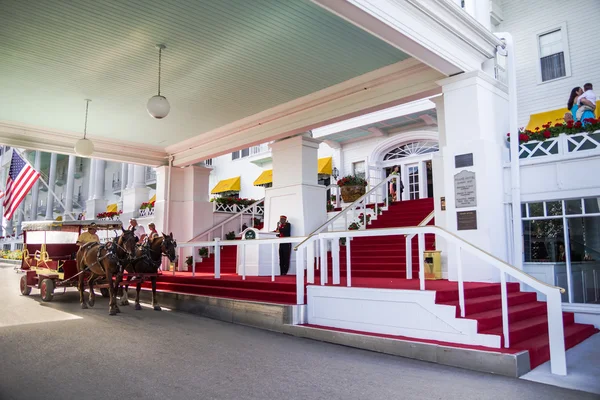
top-left (567, 86), bottom-right (596, 123)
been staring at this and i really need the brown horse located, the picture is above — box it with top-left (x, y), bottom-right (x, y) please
top-left (117, 233), bottom-right (177, 311)
top-left (76, 228), bottom-right (137, 315)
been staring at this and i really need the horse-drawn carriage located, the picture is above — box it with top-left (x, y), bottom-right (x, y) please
top-left (18, 220), bottom-right (124, 302)
top-left (18, 219), bottom-right (178, 315)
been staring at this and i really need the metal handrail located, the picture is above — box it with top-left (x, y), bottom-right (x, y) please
top-left (295, 174), bottom-right (399, 250)
top-left (188, 198), bottom-right (265, 242)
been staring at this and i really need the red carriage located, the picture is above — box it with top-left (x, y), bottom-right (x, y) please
top-left (19, 220), bottom-right (124, 302)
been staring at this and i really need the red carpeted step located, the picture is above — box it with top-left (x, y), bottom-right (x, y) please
top-left (513, 325), bottom-right (599, 369)
top-left (467, 302), bottom-right (548, 331)
top-left (439, 291), bottom-right (535, 316)
top-left (152, 281), bottom-right (298, 304)
top-left (434, 282), bottom-right (521, 303)
top-left (482, 313), bottom-right (575, 346)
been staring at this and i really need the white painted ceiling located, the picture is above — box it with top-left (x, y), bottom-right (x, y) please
top-left (0, 0), bottom-right (409, 148)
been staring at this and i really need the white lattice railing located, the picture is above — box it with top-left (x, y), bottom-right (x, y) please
top-left (519, 131), bottom-right (600, 160)
top-left (190, 198), bottom-right (265, 243)
top-left (213, 202), bottom-right (265, 215)
top-left (139, 207), bottom-right (155, 217)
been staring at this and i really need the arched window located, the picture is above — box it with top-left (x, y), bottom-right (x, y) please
top-left (383, 141), bottom-right (439, 160)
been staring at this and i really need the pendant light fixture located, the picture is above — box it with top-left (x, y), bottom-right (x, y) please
top-left (147, 44), bottom-right (170, 119)
top-left (74, 99), bottom-right (94, 157)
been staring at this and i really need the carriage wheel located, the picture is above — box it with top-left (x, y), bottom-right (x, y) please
top-left (100, 288), bottom-right (110, 298)
top-left (40, 278), bottom-right (55, 302)
top-left (20, 275), bottom-right (31, 296)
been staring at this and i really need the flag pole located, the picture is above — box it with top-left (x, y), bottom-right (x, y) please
top-left (13, 149), bottom-right (78, 221)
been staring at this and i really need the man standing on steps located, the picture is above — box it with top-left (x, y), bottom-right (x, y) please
top-left (275, 215), bottom-right (292, 275)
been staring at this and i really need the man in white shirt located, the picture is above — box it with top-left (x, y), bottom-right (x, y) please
top-left (577, 82), bottom-right (597, 122)
top-left (128, 218), bottom-right (146, 242)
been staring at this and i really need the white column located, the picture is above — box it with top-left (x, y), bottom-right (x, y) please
top-left (133, 165), bottom-right (146, 188)
top-left (45, 152), bottom-right (57, 220)
top-left (435, 71), bottom-right (509, 282)
top-left (127, 163), bottom-right (134, 189)
top-left (87, 159), bottom-right (96, 201)
top-left (31, 150), bottom-right (41, 220)
top-left (120, 164), bottom-right (128, 193)
top-left (264, 135), bottom-right (326, 276)
top-left (93, 159), bottom-right (106, 200)
top-left (16, 202), bottom-right (24, 234)
top-left (64, 155), bottom-right (76, 216)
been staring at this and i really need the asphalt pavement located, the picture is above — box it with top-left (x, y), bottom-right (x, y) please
top-left (1, 264), bottom-right (597, 400)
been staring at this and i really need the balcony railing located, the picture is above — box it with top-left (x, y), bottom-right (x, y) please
top-left (249, 143), bottom-right (270, 156)
top-left (518, 131), bottom-right (600, 161)
top-left (112, 179), bottom-right (121, 192)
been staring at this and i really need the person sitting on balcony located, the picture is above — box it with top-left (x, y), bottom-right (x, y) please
top-left (76, 223), bottom-right (100, 246)
top-left (128, 218), bottom-right (146, 242)
top-left (577, 83), bottom-right (596, 124)
top-left (567, 85), bottom-right (596, 123)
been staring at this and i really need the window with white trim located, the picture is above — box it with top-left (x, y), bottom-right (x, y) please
top-left (232, 148), bottom-right (250, 160)
top-left (352, 161), bottom-right (365, 179)
top-left (536, 24), bottom-right (571, 83)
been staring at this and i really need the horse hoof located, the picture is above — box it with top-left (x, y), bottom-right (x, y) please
top-left (153, 306), bottom-right (162, 311)
top-left (135, 303), bottom-right (142, 311)
top-left (87, 299), bottom-right (95, 308)
top-left (115, 307), bottom-right (121, 314)
top-left (81, 303), bottom-right (88, 309)
top-left (109, 309), bottom-right (117, 316)
top-left (120, 300), bottom-right (129, 306)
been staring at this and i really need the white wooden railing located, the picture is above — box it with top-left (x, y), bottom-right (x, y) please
top-left (213, 201), bottom-right (264, 215)
top-left (293, 225), bottom-right (567, 376)
top-left (190, 198), bottom-right (265, 243)
top-left (177, 236), bottom-right (306, 281)
top-left (519, 131), bottom-right (600, 160)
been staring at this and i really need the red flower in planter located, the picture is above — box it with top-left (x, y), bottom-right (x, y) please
top-left (519, 133), bottom-right (530, 142)
top-left (574, 121), bottom-right (582, 128)
top-left (566, 120), bottom-right (574, 128)
top-left (543, 130), bottom-right (551, 139)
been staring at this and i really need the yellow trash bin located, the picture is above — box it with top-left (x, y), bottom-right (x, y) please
top-left (424, 250), bottom-right (442, 280)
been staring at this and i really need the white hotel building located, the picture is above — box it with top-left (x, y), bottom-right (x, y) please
top-left (1, 0), bottom-right (599, 380)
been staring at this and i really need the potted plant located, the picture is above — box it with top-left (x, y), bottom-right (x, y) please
top-left (337, 175), bottom-right (367, 203)
top-left (225, 231), bottom-right (236, 240)
top-left (185, 256), bottom-right (193, 271)
top-left (327, 203), bottom-right (334, 212)
top-left (198, 247), bottom-right (209, 260)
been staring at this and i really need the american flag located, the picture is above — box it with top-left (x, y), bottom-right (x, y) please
top-left (3, 151), bottom-right (40, 220)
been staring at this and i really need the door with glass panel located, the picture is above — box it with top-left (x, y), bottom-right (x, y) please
top-left (406, 163), bottom-right (420, 200)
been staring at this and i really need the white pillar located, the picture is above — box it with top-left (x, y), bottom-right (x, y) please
top-left (31, 151), bottom-right (41, 220)
top-left (0, 149), bottom-right (6, 234)
top-left (133, 165), bottom-right (146, 188)
top-left (64, 155), bottom-right (76, 216)
top-left (93, 160), bottom-right (106, 200)
top-left (120, 164), bottom-right (128, 193)
top-left (435, 71), bottom-right (509, 282)
top-left (127, 163), bottom-right (134, 189)
top-left (87, 159), bottom-right (96, 201)
top-left (45, 152), bottom-right (57, 220)
top-left (264, 135), bottom-right (326, 276)
top-left (85, 159), bottom-right (107, 219)
top-left (16, 202), bottom-right (24, 234)
top-left (122, 165), bottom-right (150, 219)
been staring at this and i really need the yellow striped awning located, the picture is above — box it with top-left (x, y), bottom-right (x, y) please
top-left (318, 157), bottom-right (332, 175)
top-left (253, 169), bottom-right (272, 186)
top-left (106, 203), bottom-right (118, 213)
top-left (149, 194), bottom-right (156, 203)
top-left (211, 176), bottom-right (241, 194)
top-left (526, 101), bottom-right (600, 131)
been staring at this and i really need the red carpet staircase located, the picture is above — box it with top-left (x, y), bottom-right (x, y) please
top-left (144, 198), bottom-right (597, 370)
top-left (329, 198), bottom-right (435, 279)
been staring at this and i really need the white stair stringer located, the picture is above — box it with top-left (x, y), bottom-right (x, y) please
top-left (307, 285), bottom-right (501, 348)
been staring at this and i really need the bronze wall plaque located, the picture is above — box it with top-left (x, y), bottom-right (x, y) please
top-left (457, 210), bottom-right (477, 230)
